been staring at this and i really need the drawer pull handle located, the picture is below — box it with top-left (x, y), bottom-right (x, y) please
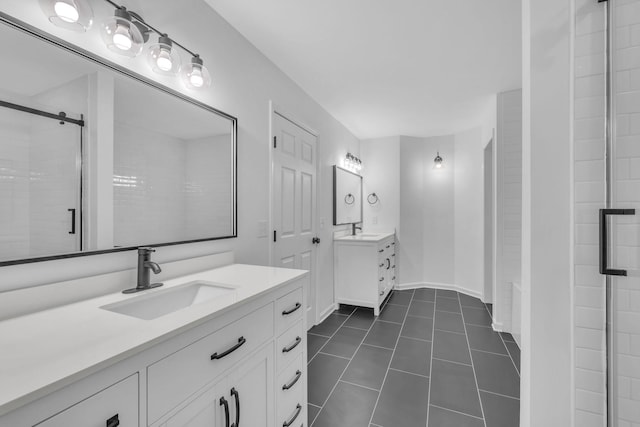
top-left (386, 245), bottom-right (390, 248)
top-left (386, 258), bottom-right (391, 269)
top-left (211, 337), bottom-right (246, 360)
top-left (379, 277), bottom-right (384, 282)
top-left (282, 370), bottom-right (302, 390)
top-left (379, 263), bottom-right (384, 268)
top-left (220, 397), bottom-right (231, 427)
top-left (380, 290), bottom-right (384, 296)
top-left (392, 254), bottom-right (396, 257)
top-left (282, 302), bottom-right (302, 316)
top-left (378, 249), bottom-right (384, 253)
top-left (392, 265), bottom-right (396, 269)
top-left (283, 404), bottom-right (302, 427)
top-left (106, 414), bottom-right (120, 427)
top-left (282, 336), bottom-right (302, 353)
top-left (392, 276), bottom-right (396, 280)
top-left (231, 387), bottom-right (240, 427)
top-left (392, 242), bottom-right (395, 245)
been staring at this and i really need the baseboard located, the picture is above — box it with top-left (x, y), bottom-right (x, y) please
top-left (491, 321), bottom-right (504, 332)
top-left (395, 281), bottom-right (484, 301)
top-left (316, 303), bottom-right (338, 326)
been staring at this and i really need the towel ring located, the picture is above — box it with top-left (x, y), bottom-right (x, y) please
top-left (367, 193), bottom-right (379, 205)
top-left (344, 193), bottom-right (355, 205)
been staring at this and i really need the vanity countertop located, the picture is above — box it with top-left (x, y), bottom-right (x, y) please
top-left (334, 231), bottom-right (395, 242)
top-left (0, 264), bottom-right (307, 416)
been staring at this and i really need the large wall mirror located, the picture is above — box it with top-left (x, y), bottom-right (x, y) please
top-left (0, 17), bottom-right (237, 266)
top-left (333, 166), bottom-right (362, 225)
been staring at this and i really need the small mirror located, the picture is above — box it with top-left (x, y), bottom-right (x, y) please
top-left (333, 166), bottom-right (362, 225)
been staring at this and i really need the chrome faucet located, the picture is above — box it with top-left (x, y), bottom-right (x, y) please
top-left (352, 223), bottom-right (362, 236)
top-left (122, 247), bottom-right (164, 294)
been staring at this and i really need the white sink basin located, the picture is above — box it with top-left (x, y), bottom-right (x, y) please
top-left (101, 281), bottom-right (237, 320)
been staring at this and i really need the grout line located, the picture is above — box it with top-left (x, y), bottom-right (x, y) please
top-left (434, 327), bottom-right (467, 336)
top-left (307, 331), bottom-right (332, 338)
top-left (375, 318), bottom-right (404, 325)
top-left (425, 289), bottom-right (437, 427)
top-left (434, 308), bottom-right (463, 315)
top-left (388, 367), bottom-right (430, 379)
top-left (317, 351), bottom-right (351, 360)
top-left (468, 348), bottom-right (512, 358)
top-left (399, 334), bottom-right (432, 343)
top-left (360, 342), bottom-right (396, 351)
top-left (458, 292), bottom-right (488, 427)
top-left (341, 324), bottom-right (372, 332)
top-left (484, 302), bottom-right (521, 378)
top-left (429, 403), bottom-right (486, 421)
top-left (308, 403), bottom-right (321, 409)
top-left (432, 356), bottom-right (473, 367)
top-left (339, 379), bottom-right (381, 392)
top-left (406, 314), bottom-right (435, 321)
top-left (368, 289), bottom-right (415, 426)
top-left (478, 388), bottom-right (520, 401)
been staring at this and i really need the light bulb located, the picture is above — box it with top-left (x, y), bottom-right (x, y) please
top-left (54, 1), bottom-right (79, 23)
top-left (190, 67), bottom-right (204, 87)
top-left (112, 24), bottom-right (133, 51)
top-left (435, 162), bottom-right (442, 169)
top-left (156, 48), bottom-right (173, 71)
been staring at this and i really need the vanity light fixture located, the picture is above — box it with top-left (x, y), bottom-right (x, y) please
top-left (344, 152), bottom-right (363, 173)
top-left (100, 7), bottom-right (148, 57)
top-left (434, 152), bottom-right (443, 169)
top-left (39, 0), bottom-right (94, 32)
top-left (181, 55), bottom-right (212, 89)
top-left (148, 35), bottom-right (181, 75)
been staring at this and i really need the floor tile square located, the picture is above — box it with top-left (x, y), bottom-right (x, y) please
top-left (434, 310), bottom-right (466, 334)
top-left (342, 344), bottom-right (393, 390)
top-left (321, 326), bottom-right (367, 358)
top-left (505, 341), bottom-right (520, 373)
top-left (408, 300), bottom-right (435, 318)
top-left (308, 353), bottom-right (350, 406)
top-left (414, 287), bottom-right (436, 302)
top-left (436, 289), bottom-right (458, 299)
top-left (430, 359), bottom-right (483, 417)
top-left (336, 304), bottom-right (358, 315)
top-left (309, 313), bottom-right (348, 337)
top-left (344, 307), bottom-right (375, 330)
top-left (436, 297), bottom-right (461, 313)
top-left (471, 350), bottom-right (520, 398)
top-left (308, 404), bottom-right (321, 425)
top-left (372, 369), bottom-right (430, 427)
top-left (387, 291), bottom-right (412, 306)
top-left (364, 320), bottom-right (402, 349)
top-left (500, 332), bottom-right (515, 342)
top-left (308, 333), bottom-right (329, 361)
top-left (428, 405), bottom-right (484, 427)
top-left (379, 302), bottom-right (408, 323)
top-left (401, 315), bottom-right (433, 341)
top-left (432, 329), bottom-right (471, 365)
top-left (459, 293), bottom-right (487, 309)
top-left (466, 324), bottom-right (508, 355)
top-left (312, 381), bottom-right (378, 427)
top-left (461, 306), bottom-right (493, 327)
top-left (480, 391), bottom-right (520, 427)
top-left (390, 336), bottom-right (431, 376)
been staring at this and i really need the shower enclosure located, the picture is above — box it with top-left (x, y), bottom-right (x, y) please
top-left (599, 0), bottom-right (640, 425)
top-left (0, 101), bottom-right (83, 261)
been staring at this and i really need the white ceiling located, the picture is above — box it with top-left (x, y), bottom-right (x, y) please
top-left (204, 0), bottom-right (521, 139)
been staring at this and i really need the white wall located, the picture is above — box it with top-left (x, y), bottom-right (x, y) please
top-left (0, 0), bottom-right (359, 323)
top-left (521, 0), bottom-right (573, 425)
top-left (361, 136), bottom-right (400, 234)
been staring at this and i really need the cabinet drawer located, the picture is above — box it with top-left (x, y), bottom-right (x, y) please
top-left (277, 354), bottom-right (305, 425)
top-left (276, 287), bottom-right (303, 334)
top-left (277, 320), bottom-right (304, 372)
top-left (36, 374), bottom-right (138, 427)
top-left (147, 303), bottom-right (274, 424)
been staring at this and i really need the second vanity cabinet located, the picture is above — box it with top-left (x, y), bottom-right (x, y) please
top-left (334, 233), bottom-right (396, 315)
top-left (0, 264), bottom-right (307, 427)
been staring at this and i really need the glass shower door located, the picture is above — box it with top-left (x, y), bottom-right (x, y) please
top-left (607, 0), bottom-right (640, 424)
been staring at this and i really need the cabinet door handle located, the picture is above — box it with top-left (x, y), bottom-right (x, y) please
top-left (282, 302), bottom-right (301, 316)
top-left (379, 262), bottom-right (384, 267)
top-left (282, 370), bottom-right (302, 390)
top-left (231, 387), bottom-right (240, 427)
top-left (392, 242), bottom-right (395, 245)
top-left (386, 245), bottom-right (390, 249)
top-left (220, 397), bottom-right (231, 427)
top-left (386, 258), bottom-right (391, 270)
top-left (380, 290), bottom-right (384, 296)
top-left (392, 254), bottom-right (396, 257)
top-left (392, 276), bottom-right (396, 280)
top-left (392, 265), bottom-right (396, 269)
top-left (378, 249), bottom-right (384, 253)
top-left (68, 208), bottom-right (76, 234)
top-left (282, 336), bottom-right (302, 353)
top-left (599, 208), bottom-right (636, 276)
top-left (283, 404), bottom-right (302, 427)
top-left (211, 337), bottom-right (246, 360)
top-left (106, 414), bottom-right (119, 427)
top-left (379, 277), bottom-right (384, 282)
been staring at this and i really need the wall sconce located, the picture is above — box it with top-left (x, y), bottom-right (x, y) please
top-left (40, 0), bottom-right (212, 90)
top-left (434, 152), bottom-right (443, 169)
top-left (344, 152), bottom-right (362, 173)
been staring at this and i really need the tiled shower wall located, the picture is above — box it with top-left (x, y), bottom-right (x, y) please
top-left (574, 0), bottom-right (607, 425)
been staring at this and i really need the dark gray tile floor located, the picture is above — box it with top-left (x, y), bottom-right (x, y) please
top-left (307, 288), bottom-right (520, 427)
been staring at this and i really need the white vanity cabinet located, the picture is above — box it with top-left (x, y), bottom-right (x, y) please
top-left (334, 233), bottom-right (396, 315)
top-left (0, 264), bottom-right (307, 427)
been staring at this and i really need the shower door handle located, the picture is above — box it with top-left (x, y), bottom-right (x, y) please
top-left (599, 208), bottom-right (635, 276)
top-left (68, 208), bottom-right (76, 235)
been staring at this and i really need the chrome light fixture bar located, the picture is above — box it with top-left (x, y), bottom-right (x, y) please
top-left (40, 0), bottom-right (212, 89)
top-left (344, 152), bottom-right (362, 173)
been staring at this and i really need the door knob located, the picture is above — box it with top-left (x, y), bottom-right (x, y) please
top-left (312, 237), bottom-right (321, 244)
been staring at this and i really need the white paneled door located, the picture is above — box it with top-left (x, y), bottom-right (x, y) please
top-left (608, 1), bottom-right (640, 424)
top-left (272, 111), bottom-right (317, 327)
